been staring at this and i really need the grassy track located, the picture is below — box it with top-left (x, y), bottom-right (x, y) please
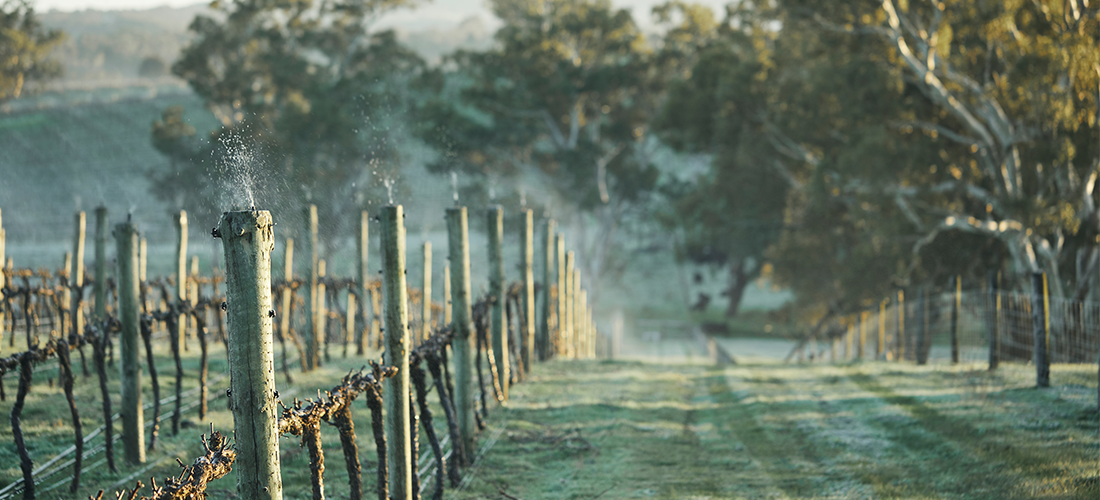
top-left (458, 358), bottom-right (1099, 500)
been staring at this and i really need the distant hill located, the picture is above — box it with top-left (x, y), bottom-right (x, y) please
top-left (37, 3), bottom-right (494, 86)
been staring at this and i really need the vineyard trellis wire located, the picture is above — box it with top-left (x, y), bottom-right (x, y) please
top-left (0, 203), bottom-right (604, 500)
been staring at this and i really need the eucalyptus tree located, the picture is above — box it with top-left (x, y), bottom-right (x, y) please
top-left (0, 0), bottom-right (62, 103)
top-left (151, 0), bottom-right (427, 252)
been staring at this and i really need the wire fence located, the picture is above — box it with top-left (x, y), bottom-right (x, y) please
top-left (802, 281), bottom-right (1100, 374)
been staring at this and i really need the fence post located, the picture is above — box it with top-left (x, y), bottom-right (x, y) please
top-left (115, 220), bottom-right (145, 464)
top-left (556, 234), bottom-right (566, 356)
top-left (305, 204), bottom-right (319, 369)
top-left (951, 275), bottom-right (960, 364)
top-left (1031, 272), bottom-right (1050, 388)
top-left (357, 210), bottom-right (370, 355)
top-left (572, 268), bottom-right (582, 358)
top-left (878, 300), bottom-right (886, 360)
top-left (0, 209), bottom-right (4, 348)
top-left (858, 311), bottom-right (866, 361)
top-left (897, 290), bottom-right (905, 361)
top-left (317, 260), bottom-right (328, 363)
top-left (578, 289), bottom-right (588, 359)
top-left (280, 239), bottom-right (295, 365)
top-left (987, 271), bottom-right (999, 370)
top-left (487, 206), bottom-right (508, 400)
top-left (71, 211), bottom-right (86, 337)
top-left (446, 207), bottom-right (475, 460)
top-left (381, 206), bottom-right (412, 500)
top-left (540, 219), bottom-right (555, 361)
top-left (422, 241), bottom-right (432, 340)
top-left (564, 250), bottom-right (575, 358)
top-left (521, 209), bottom-right (534, 372)
top-left (94, 207), bottom-right (106, 321)
top-left (175, 211), bottom-right (189, 353)
top-left (444, 263), bottom-right (451, 325)
top-left (217, 210), bottom-right (283, 499)
top-left (916, 287), bottom-right (927, 365)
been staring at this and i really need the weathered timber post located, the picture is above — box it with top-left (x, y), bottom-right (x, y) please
top-left (139, 237), bottom-right (150, 314)
top-left (588, 307), bottom-right (595, 359)
top-left (217, 210), bottom-right (283, 500)
top-left (915, 287), bottom-right (927, 365)
top-left (556, 234), bottom-right (566, 356)
top-left (578, 289), bottom-right (588, 359)
top-left (444, 263), bottom-right (452, 325)
top-left (317, 259), bottom-right (328, 363)
top-left (94, 207), bottom-right (106, 321)
top-left (576, 270), bottom-right (585, 356)
top-left (987, 271), bottom-right (1000, 370)
top-left (422, 241), bottom-right (432, 340)
top-left (521, 209), bottom-right (535, 372)
top-left (564, 250), bottom-right (575, 358)
top-left (175, 211), bottom-right (189, 352)
top-left (189, 256), bottom-right (200, 346)
top-left (950, 275), bottom-right (960, 364)
top-left (858, 311), bottom-right (866, 360)
top-left (357, 211), bottom-right (370, 355)
top-left (115, 221), bottom-right (145, 464)
top-left (878, 300), bottom-right (886, 360)
top-left (306, 204), bottom-right (319, 369)
top-left (446, 207), bottom-right (475, 461)
top-left (897, 290), bottom-right (905, 362)
top-left (63, 251), bottom-right (72, 335)
top-left (0, 208), bottom-right (5, 348)
top-left (344, 291), bottom-right (356, 358)
top-left (487, 206), bottom-right (508, 400)
top-left (540, 219), bottom-right (555, 361)
top-left (1031, 272), bottom-right (1050, 388)
top-left (280, 239), bottom-right (295, 365)
top-left (71, 211), bottom-right (86, 339)
top-left (381, 206), bottom-right (412, 500)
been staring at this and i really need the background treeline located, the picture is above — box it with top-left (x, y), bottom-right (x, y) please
top-left (4, 0), bottom-right (1099, 329)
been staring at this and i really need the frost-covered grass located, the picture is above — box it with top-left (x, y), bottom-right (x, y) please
top-left (457, 358), bottom-right (1099, 499)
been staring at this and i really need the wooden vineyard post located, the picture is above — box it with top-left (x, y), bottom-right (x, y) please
top-left (71, 211), bottom-right (86, 339)
top-left (381, 206), bottom-right (412, 500)
top-left (564, 250), bottom-right (575, 358)
top-left (280, 239), bottom-right (297, 368)
top-left (988, 271), bottom-right (1000, 370)
top-left (540, 219), bottom-right (555, 361)
top-left (357, 210), bottom-right (370, 355)
top-left (190, 255), bottom-right (200, 341)
top-left (521, 209), bottom-right (534, 372)
top-left (422, 241), bottom-right (432, 340)
top-left (858, 311), bottom-right (866, 360)
top-left (878, 300), bottom-right (886, 360)
top-left (950, 275), bottom-right (960, 364)
top-left (306, 204), bottom-right (319, 369)
top-left (317, 260), bottom-right (328, 363)
top-left (140, 237), bottom-right (149, 313)
top-left (915, 287), bottom-right (927, 365)
top-left (444, 263), bottom-right (452, 325)
top-left (94, 207), bottom-right (107, 321)
top-left (487, 206), bottom-right (508, 400)
top-left (1031, 272), bottom-right (1050, 388)
top-left (578, 289), bottom-right (587, 359)
top-left (217, 210), bottom-right (283, 500)
top-left (611, 308), bottom-right (623, 359)
top-left (556, 234), bottom-right (566, 356)
top-left (176, 211), bottom-right (189, 352)
top-left (446, 207), bottom-right (475, 461)
top-left (572, 268), bottom-right (581, 358)
top-left (897, 290), bottom-right (905, 362)
top-left (115, 220), bottom-right (145, 464)
top-left (0, 208), bottom-right (5, 348)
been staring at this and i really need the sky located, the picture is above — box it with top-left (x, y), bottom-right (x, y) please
top-left (35, 0), bottom-right (731, 29)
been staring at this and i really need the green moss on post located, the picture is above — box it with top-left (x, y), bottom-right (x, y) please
top-left (381, 206), bottom-right (412, 500)
top-left (115, 221), bottom-right (144, 464)
top-left (487, 206), bottom-right (508, 400)
top-left (218, 210), bottom-right (283, 500)
top-left (446, 207), bottom-right (475, 462)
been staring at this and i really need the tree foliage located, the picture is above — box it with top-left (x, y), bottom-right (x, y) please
top-left (0, 0), bottom-right (62, 103)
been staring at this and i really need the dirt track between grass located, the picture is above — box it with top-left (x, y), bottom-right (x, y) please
top-left (456, 356), bottom-right (1099, 500)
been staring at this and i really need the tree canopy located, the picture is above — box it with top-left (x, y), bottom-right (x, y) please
top-left (0, 0), bottom-right (62, 103)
